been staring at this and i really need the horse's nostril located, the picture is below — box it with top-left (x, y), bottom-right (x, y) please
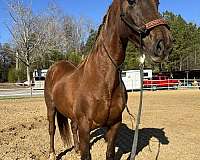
top-left (155, 40), bottom-right (165, 57)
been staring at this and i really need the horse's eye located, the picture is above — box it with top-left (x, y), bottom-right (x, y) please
top-left (127, 0), bottom-right (136, 5)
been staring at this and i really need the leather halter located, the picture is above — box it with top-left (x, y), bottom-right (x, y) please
top-left (120, 0), bottom-right (169, 35)
top-left (145, 18), bottom-right (168, 30)
top-left (102, 0), bottom-right (170, 69)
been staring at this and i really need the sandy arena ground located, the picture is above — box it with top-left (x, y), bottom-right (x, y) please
top-left (0, 90), bottom-right (200, 160)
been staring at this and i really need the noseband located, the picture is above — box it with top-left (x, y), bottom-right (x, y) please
top-left (120, 1), bottom-right (169, 36)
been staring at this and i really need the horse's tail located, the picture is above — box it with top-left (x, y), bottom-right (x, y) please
top-left (56, 111), bottom-right (72, 147)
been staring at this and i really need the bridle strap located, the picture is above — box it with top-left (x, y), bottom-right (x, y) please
top-left (144, 18), bottom-right (168, 30)
top-left (101, 37), bottom-right (135, 123)
top-left (120, 14), bottom-right (146, 34)
top-left (120, 0), bottom-right (169, 35)
top-left (121, 14), bottom-right (169, 35)
top-left (120, 0), bottom-right (146, 34)
top-left (101, 39), bottom-right (123, 71)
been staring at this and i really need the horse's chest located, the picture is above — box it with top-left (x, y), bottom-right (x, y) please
top-left (107, 97), bottom-right (125, 124)
top-left (92, 96), bottom-right (125, 126)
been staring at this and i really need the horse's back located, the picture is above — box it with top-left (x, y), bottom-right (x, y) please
top-left (44, 60), bottom-right (77, 99)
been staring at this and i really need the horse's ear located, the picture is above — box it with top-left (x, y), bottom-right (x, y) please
top-left (161, 128), bottom-right (165, 131)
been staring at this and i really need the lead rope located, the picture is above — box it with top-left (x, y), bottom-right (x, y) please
top-left (130, 33), bottom-right (145, 160)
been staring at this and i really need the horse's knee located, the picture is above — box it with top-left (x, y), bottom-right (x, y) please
top-left (71, 120), bottom-right (79, 152)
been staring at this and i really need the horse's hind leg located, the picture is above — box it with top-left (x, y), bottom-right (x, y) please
top-left (47, 102), bottom-right (56, 160)
top-left (105, 121), bottom-right (121, 160)
top-left (71, 120), bottom-right (79, 152)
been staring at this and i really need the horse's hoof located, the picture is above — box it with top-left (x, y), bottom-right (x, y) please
top-left (49, 153), bottom-right (56, 160)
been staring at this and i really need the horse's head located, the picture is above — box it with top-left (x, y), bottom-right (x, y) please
top-left (119, 0), bottom-right (173, 62)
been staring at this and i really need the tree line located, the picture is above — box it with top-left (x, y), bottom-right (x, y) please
top-left (0, 1), bottom-right (200, 84)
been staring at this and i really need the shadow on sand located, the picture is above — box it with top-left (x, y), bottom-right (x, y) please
top-left (57, 123), bottom-right (169, 160)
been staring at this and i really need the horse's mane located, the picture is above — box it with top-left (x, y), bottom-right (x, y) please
top-left (78, 4), bottom-right (112, 65)
top-left (96, 15), bottom-right (107, 41)
top-left (95, 5), bottom-right (112, 41)
top-left (78, 5), bottom-right (112, 66)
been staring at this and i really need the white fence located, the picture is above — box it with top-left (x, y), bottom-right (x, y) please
top-left (0, 79), bottom-right (199, 98)
top-left (0, 83), bottom-right (44, 98)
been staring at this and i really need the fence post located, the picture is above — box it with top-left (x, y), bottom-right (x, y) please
top-left (132, 79), bottom-right (134, 92)
top-left (168, 78), bottom-right (169, 90)
top-left (186, 71), bottom-right (189, 88)
top-left (30, 84), bottom-right (33, 97)
top-left (184, 78), bottom-right (185, 89)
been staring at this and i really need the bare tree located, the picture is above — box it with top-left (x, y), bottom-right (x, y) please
top-left (7, 0), bottom-right (45, 86)
top-left (36, 2), bottom-right (94, 61)
top-left (63, 16), bottom-right (94, 53)
top-left (6, 0), bottom-right (94, 84)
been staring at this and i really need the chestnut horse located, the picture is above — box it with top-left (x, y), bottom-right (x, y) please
top-left (44, 0), bottom-right (172, 159)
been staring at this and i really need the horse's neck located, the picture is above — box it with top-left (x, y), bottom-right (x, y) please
top-left (84, 21), bottom-right (127, 91)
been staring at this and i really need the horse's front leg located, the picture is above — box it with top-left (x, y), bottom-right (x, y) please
top-left (47, 106), bottom-right (56, 160)
top-left (105, 121), bottom-right (121, 160)
top-left (78, 117), bottom-right (91, 160)
top-left (71, 120), bottom-right (79, 152)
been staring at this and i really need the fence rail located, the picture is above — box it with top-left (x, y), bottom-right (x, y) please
top-left (0, 83), bottom-right (44, 98)
top-left (124, 78), bottom-right (200, 92)
top-left (0, 79), bottom-right (199, 98)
